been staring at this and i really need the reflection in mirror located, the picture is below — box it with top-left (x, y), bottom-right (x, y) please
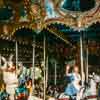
top-left (45, 0), bottom-right (59, 19)
top-left (61, 0), bottom-right (95, 11)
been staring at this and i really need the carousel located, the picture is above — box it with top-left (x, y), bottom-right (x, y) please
top-left (0, 0), bottom-right (100, 100)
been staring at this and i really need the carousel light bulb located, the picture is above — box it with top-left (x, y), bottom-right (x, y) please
top-left (6, 37), bottom-right (9, 40)
top-left (8, 6), bottom-right (11, 9)
top-left (3, 6), bottom-right (6, 8)
top-left (2, 36), bottom-right (5, 39)
top-left (13, 10), bottom-right (15, 14)
top-left (3, 25), bottom-right (9, 35)
top-left (78, 21), bottom-right (81, 28)
top-left (22, 26), bottom-right (24, 28)
top-left (10, 16), bottom-right (13, 20)
top-left (24, 6), bottom-right (27, 9)
top-left (1, 34), bottom-right (3, 37)
top-left (12, 39), bottom-right (15, 42)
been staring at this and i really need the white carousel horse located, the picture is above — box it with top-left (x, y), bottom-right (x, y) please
top-left (48, 97), bottom-right (55, 100)
top-left (56, 87), bottom-right (84, 100)
top-left (0, 55), bottom-right (20, 100)
top-left (83, 73), bottom-right (100, 100)
top-left (46, 85), bottom-right (84, 100)
top-left (57, 92), bottom-right (70, 100)
top-left (46, 84), bottom-right (85, 100)
top-left (28, 95), bottom-right (43, 100)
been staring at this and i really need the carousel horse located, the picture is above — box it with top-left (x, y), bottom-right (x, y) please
top-left (18, 63), bottom-right (33, 81)
top-left (1, 55), bottom-right (21, 100)
top-left (47, 81), bottom-right (85, 100)
top-left (15, 78), bottom-right (29, 100)
top-left (48, 97), bottom-right (55, 100)
top-left (28, 95), bottom-right (43, 100)
top-left (0, 61), bottom-right (9, 100)
top-left (0, 89), bottom-right (9, 100)
top-left (0, 70), bottom-right (9, 100)
top-left (18, 65), bottom-right (43, 100)
top-left (54, 87), bottom-right (84, 100)
top-left (97, 82), bottom-right (100, 100)
top-left (83, 73), bottom-right (100, 100)
top-left (46, 85), bottom-right (70, 100)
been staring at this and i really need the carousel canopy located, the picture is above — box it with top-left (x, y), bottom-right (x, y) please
top-left (0, 0), bottom-right (99, 65)
top-left (47, 22), bottom-right (100, 44)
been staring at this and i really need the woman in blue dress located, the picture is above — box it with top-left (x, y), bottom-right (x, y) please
top-left (64, 65), bottom-right (81, 96)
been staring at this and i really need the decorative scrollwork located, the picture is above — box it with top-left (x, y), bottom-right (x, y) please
top-left (43, 0), bottom-right (100, 31)
top-left (0, 0), bottom-right (99, 34)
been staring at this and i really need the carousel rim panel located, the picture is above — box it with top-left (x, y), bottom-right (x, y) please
top-left (43, 0), bottom-right (100, 29)
top-left (0, 0), bottom-right (99, 32)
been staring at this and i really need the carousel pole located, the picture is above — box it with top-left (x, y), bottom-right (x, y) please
top-left (46, 55), bottom-right (48, 88)
top-left (16, 41), bottom-right (18, 70)
top-left (78, 21), bottom-right (84, 87)
top-left (32, 36), bottom-right (35, 92)
top-left (43, 34), bottom-right (46, 100)
top-left (86, 40), bottom-right (88, 82)
top-left (0, 54), bottom-right (1, 67)
top-left (80, 31), bottom-right (84, 86)
top-left (54, 60), bottom-right (57, 86)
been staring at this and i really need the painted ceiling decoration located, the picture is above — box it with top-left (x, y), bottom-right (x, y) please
top-left (0, 0), bottom-right (99, 34)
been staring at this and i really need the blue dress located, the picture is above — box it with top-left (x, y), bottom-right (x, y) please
top-left (64, 73), bottom-right (80, 96)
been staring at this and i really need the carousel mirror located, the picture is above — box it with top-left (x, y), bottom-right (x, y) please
top-left (0, 6), bottom-right (13, 22)
top-left (61, 0), bottom-right (95, 11)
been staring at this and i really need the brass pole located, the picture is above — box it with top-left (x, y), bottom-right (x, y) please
top-left (43, 34), bottom-right (46, 100)
top-left (16, 41), bottom-right (18, 70)
top-left (32, 37), bottom-right (35, 92)
top-left (80, 32), bottom-right (84, 86)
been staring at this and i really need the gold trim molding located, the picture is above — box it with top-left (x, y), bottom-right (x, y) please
top-left (43, 0), bottom-right (100, 31)
top-left (0, 0), bottom-right (100, 35)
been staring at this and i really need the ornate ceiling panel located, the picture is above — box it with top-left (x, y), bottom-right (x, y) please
top-left (43, 0), bottom-right (100, 31)
top-left (0, 0), bottom-right (99, 34)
